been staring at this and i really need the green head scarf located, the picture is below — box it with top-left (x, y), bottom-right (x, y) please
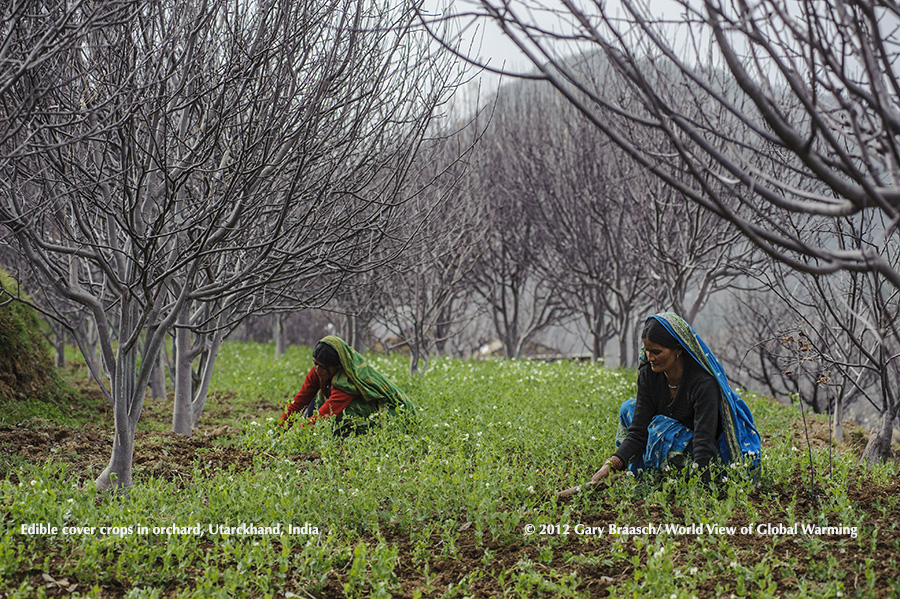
top-left (319, 335), bottom-right (414, 416)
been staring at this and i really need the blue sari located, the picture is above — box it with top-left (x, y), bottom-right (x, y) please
top-left (617, 312), bottom-right (762, 475)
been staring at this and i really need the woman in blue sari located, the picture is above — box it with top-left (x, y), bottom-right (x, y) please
top-left (562, 312), bottom-right (761, 495)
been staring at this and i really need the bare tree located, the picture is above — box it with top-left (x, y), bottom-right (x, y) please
top-left (634, 176), bottom-right (763, 325)
top-left (714, 292), bottom-right (836, 414)
top-left (434, 0), bottom-right (900, 284)
top-left (0, 0), bottom-right (148, 394)
top-left (0, 0), bottom-right (142, 162)
top-left (1, 0), bottom-right (465, 489)
top-left (724, 211), bottom-right (900, 462)
top-left (327, 270), bottom-right (385, 352)
top-left (471, 73), bottom-right (760, 364)
top-left (538, 157), bottom-right (651, 366)
top-left (233, 310), bottom-right (333, 348)
top-left (493, 76), bottom-right (650, 364)
top-left (372, 126), bottom-right (489, 375)
top-left (461, 81), bottom-right (579, 359)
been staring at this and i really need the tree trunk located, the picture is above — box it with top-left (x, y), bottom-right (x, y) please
top-left (591, 331), bottom-right (602, 362)
top-left (95, 419), bottom-right (135, 491)
top-left (95, 317), bottom-right (144, 492)
top-left (409, 343), bottom-right (420, 377)
top-left (78, 319), bottom-right (101, 383)
top-left (345, 314), bottom-right (357, 348)
top-left (832, 391), bottom-right (844, 444)
top-left (172, 308), bottom-right (194, 435)
top-left (618, 336), bottom-right (628, 368)
top-left (350, 315), bottom-right (367, 353)
top-left (171, 303), bottom-right (222, 434)
top-left (190, 333), bottom-right (221, 429)
top-left (273, 313), bottom-right (285, 358)
top-left (860, 410), bottom-right (894, 466)
top-left (150, 348), bottom-right (167, 400)
top-left (54, 328), bottom-right (66, 368)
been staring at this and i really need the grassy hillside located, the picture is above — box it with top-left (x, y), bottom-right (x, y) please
top-left (1, 341), bottom-right (898, 598)
top-left (0, 272), bottom-right (74, 421)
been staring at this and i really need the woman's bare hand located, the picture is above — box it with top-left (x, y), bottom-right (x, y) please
top-left (590, 464), bottom-right (611, 484)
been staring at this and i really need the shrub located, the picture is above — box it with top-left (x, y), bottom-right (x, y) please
top-left (0, 271), bottom-right (69, 411)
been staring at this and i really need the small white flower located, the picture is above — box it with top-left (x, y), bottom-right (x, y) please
top-left (67, 498), bottom-right (74, 504)
top-left (30, 480), bottom-right (37, 486)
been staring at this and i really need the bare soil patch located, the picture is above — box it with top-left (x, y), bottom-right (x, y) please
top-left (0, 424), bottom-right (260, 486)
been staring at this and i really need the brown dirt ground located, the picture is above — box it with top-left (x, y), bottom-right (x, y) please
top-left (308, 468), bottom-right (900, 599)
top-left (0, 385), bottom-right (291, 487)
top-left (0, 424), bottom-right (265, 486)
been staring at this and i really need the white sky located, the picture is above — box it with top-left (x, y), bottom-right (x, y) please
top-left (419, 0), bottom-right (693, 92)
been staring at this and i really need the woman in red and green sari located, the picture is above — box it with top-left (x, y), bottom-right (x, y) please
top-left (279, 336), bottom-right (414, 435)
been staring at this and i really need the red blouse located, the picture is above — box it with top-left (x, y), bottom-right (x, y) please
top-left (279, 367), bottom-right (356, 426)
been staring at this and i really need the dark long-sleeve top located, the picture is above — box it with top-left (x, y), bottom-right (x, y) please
top-left (613, 358), bottom-right (722, 470)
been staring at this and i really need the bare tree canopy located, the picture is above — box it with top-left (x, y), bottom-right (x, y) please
top-left (427, 0), bottom-right (900, 287)
top-left (1, 0), bottom-right (465, 488)
top-left (369, 127), bottom-right (489, 375)
top-left (720, 209), bottom-right (900, 462)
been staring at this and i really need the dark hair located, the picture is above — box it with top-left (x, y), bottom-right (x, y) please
top-left (641, 318), bottom-right (681, 350)
top-left (312, 341), bottom-right (340, 368)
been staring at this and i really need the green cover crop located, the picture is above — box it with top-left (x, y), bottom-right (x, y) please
top-left (1, 342), bottom-right (898, 597)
